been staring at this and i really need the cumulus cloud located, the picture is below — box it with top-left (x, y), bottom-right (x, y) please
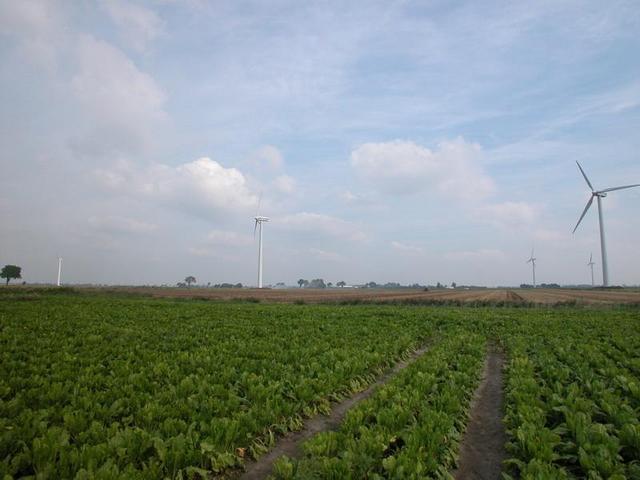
top-left (391, 241), bottom-right (424, 255)
top-left (88, 215), bottom-right (157, 234)
top-left (476, 201), bottom-right (540, 229)
top-left (96, 157), bottom-right (258, 220)
top-left (350, 138), bottom-right (494, 200)
top-left (100, 0), bottom-right (164, 53)
top-left (70, 35), bottom-right (168, 155)
top-left (278, 212), bottom-right (366, 242)
top-left (0, 0), bottom-right (61, 68)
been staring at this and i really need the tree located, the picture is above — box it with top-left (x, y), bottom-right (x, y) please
top-left (451, 281), bottom-right (457, 289)
top-left (1, 265), bottom-right (22, 285)
top-left (327, 282), bottom-right (333, 288)
top-left (337, 281), bottom-right (346, 288)
top-left (184, 276), bottom-right (196, 288)
top-left (308, 278), bottom-right (326, 288)
top-left (298, 279), bottom-right (308, 288)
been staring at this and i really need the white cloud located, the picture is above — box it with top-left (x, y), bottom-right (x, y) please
top-left (391, 241), bottom-right (424, 255)
top-left (96, 157), bottom-right (258, 220)
top-left (273, 174), bottom-right (296, 194)
top-left (70, 35), bottom-right (168, 155)
top-left (279, 212), bottom-right (366, 242)
top-left (350, 138), bottom-right (494, 200)
top-left (475, 201), bottom-right (540, 229)
top-left (0, 0), bottom-right (61, 68)
top-left (101, 0), bottom-right (164, 53)
top-left (88, 215), bottom-right (157, 234)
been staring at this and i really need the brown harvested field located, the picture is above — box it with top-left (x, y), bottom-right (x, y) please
top-left (79, 286), bottom-right (640, 305)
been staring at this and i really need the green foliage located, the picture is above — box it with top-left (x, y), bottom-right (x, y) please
top-left (0, 264), bottom-right (21, 285)
top-left (0, 296), bottom-right (437, 478)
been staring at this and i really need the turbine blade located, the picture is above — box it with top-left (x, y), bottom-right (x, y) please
top-left (598, 184), bottom-right (640, 194)
top-left (576, 161), bottom-right (594, 191)
top-left (572, 195), bottom-right (594, 233)
top-left (253, 219), bottom-right (258, 238)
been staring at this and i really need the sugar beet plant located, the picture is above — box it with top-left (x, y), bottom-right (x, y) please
top-left (271, 330), bottom-right (486, 479)
top-left (0, 296), bottom-right (438, 479)
top-left (500, 311), bottom-right (640, 479)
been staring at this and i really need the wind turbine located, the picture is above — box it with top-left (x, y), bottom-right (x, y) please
top-left (254, 200), bottom-right (270, 288)
top-left (572, 161), bottom-right (640, 287)
top-left (526, 249), bottom-right (536, 288)
top-left (57, 256), bottom-right (63, 287)
top-left (587, 253), bottom-right (595, 288)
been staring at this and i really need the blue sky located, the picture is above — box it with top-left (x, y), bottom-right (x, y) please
top-left (1, 0), bottom-right (639, 286)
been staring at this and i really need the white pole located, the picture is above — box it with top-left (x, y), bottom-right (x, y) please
top-left (532, 260), bottom-right (536, 288)
top-left (590, 263), bottom-right (594, 287)
top-left (257, 222), bottom-right (263, 288)
top-left (57, 257), bottom-right (62, 286)
top-left (596, 196), bottom-right (609, 286)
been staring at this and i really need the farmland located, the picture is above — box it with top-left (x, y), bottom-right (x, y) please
top-left (68, 285), bottom-right (640, 306)
top-left (1, 290), bottom-right (639, 479)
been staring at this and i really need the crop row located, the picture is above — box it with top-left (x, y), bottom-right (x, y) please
top-left (500, 312), bottom-right (640, 479)
top-left (271, 329), bottom-right (486, 479)
top-left (0, 297), bottom-right (439, 479)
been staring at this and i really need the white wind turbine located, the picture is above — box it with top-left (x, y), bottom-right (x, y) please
top-left (587, 253), bottom-right (595, 288)
top-left (253, 197), bottom-right (269, 288)
top-left (572, 161), bottom-right (640, 287)
top-left (57, 256), bottom-right (63, 287)
top-left (526, 249), bottom-right (536, 288)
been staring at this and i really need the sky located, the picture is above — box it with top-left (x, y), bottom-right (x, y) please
top-left (1, 0), bottom-right (640, 287)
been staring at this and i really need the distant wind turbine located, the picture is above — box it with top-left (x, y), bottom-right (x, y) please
top-left (526, 249), bottom-right (536, 288)
top-left (253, 196), bottom-right (269, 288)
top-left (587, 253), bottom-right (595, 288)
top-left (57, 256), bottom-right (63, 287)
top-left (572, 161), bottom-right (640, 287)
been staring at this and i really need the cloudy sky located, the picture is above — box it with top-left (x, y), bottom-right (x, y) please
top-left (1, 0), bottom-right (639, 287)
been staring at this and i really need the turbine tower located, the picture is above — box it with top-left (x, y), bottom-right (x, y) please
top-left (587, 253), bottom-right (595, 288)
top-left (254, 216), bottom-right (269, 288)
top-left (573, 161), bottom-right (640, 287)
top-left (57, 256), bottom-right (63, 287)
top-left (526, 249), bottom-right (536, 288)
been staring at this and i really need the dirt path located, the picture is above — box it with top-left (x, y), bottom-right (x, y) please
top-left (239, 343), bottom-right (432, 479)
top-left (453, 348), bottom-right (506, 480)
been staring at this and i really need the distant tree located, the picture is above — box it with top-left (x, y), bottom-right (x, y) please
top-left (436, 282), bottom-right (443, 289)
top-left (327, 282), bottom-right (333, 288)
top-left (184, 276), bottom-right (196, 288)
top-left (235, 283), bottom-right (243, 288)
top-left (337, 281), bottom-right (346, 288)
top-left (1, 265), bottom-right (21, 285)
top-left (298, 279), bottom-right (308, 288)
top-left (366, 281), bottom-right (378, 288)
top-left (451, 281), bottom-right (457, 289)
top-left (309, 278), bottom-right (326, 289)
top-left (177, 282), bottom-right (187, 288)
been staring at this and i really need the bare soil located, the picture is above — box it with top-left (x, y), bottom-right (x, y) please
top-left (453, 349), bottom-right (506, 480)
top-left (77, 286), bottom-right (640, 305)
top-left (239, 344), bottom-right (431, 480)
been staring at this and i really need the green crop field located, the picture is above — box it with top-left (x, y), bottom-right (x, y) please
top-left (1, 291), bottom-right (639, 479)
